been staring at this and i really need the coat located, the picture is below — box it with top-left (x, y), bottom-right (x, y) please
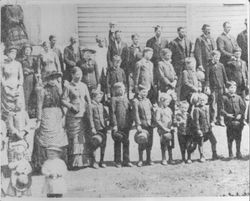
top-left (63, 45), bottom-right (79, 70)
top-left (127, 44), bottom-right (143, 75)
top-left (192, 105), bottom-right (211, 134)
top-left (216, 33), bottom-right (239, 65)
top-left (107, 40), bottom-right (128, 71)
top-left (157, 60), bottom-right (177, 92)
top-left (91, 100), bottom-right (108, 131)
top-left (155, 106), bottom-right (172, 135)
top-left (169, 37), bottom-right (192, 76)
top-left (237, 30), bottom-right (248, 64)
top-left (205, 61), bottom-right (228, 90)
top-left (221, 93), bottom-right (246, 126)
top-left (194, 34), bottom-right (216, 69)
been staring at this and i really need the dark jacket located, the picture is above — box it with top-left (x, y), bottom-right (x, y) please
top-left (194, 34), bottom-right (216, 69)
top-left (192, 105), bottom-right (211, 134)
top-left (127, 44), bottom-right (142, 75)
top-left (107, 40), bottom-right (128, 71)
top-left (216, 33), bottom-right (239, 65)
top-left (221, 93), bottom-right (246, 126)
top-left (237, 30), bottom-right (248, 64)
top-left (111, 96), bottom-right (132, 130)
top-left (64, 45), bottom-right (79, 70)
top-left (106, 67), bottom-right (127, 96)
top-left (205, 61), bottom-right (228, 90)
top-left (91, 100), bottom-right (108, 131)
top-left (169, 37), bottom-right (192, 76)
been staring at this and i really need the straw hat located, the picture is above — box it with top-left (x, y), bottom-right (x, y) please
top-left (134, 129), bottom-right (149, 144)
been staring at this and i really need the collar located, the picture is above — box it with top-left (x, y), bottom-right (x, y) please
top-left (228, 93), bottom-right (236, 98)
top-left (70, 81), bottom-right (81, 87)
top-left (131, 44), bottom-right (139, 48)
top-left (163, 59), bottom-right (171, 64)
top-left (137, 95), bottom-right (146, 101)
top-left (142, 57), bottom-right (150, 64)
top-left (178, 36), bottom-right (184, 41)
top-left (223, 31), bottom-right (230, 37)
top-left (155, 36), bottom-right (161, 41)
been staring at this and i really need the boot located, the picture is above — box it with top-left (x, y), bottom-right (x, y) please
top-left (161, 149), bottom-right (167, 165)
top-left (228, 141), bottom-right (233, 158)
top-left (236, 140), bottom-right (242, 159)
top-left (146, 149), bottom-right (154, 165)
top-left (168, 148), bottom-right (174, 164)
top-left (137, 149), bottom-right (143, 167)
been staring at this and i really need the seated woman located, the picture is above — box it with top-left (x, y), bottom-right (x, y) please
top-left (1, 45), bottom-right (25, 121)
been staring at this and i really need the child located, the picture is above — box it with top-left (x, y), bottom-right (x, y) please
top-left (111, 82), bottom-right (133, 168)
top-left (174, 101), bottom-right (193, 164)
top-left (221, 81), bottom-right (246, 159)
top-left (227, 48), bottom-right (248, 100)
top-left (42, 146), bottom-right (67, 198)
top-left (132, 84), bottom-right (154, 167)
top-left (7, 140), bottom-right (32, 197)
top-left (89, 88), bottom-right (109, 168)
top-left (205, 50), bottom-right (228, 126)
top-left (192, 93), bottom-right (219, 162)
top-left (106, 55), bottom-right (127, 98)
top-left (155, 93), bottom-right (175, 165)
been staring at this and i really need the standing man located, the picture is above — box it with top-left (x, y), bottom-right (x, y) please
top-left (63, 36), bottom-right (80, 81)
top-left (237, 19), bottom-right (248, 65)
top-left (194, 24), bottom-right (216, 71)
top-left (169, 27), bottom-right (192, 77)
top-left (216, 21), bottom-right (240, 66)
top-left (49, 35), bottom-right (64, 73)
top-left (108, 21), bottom-right (117, 45)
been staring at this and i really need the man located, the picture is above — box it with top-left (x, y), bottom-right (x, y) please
top-left (108, 21), bottom-right (117, 45)
top-left (169, 27), bottom-right (192, 77)
top-left (63, 36), bottom-right (80, 81)
top-left (49, 35), bottom-right (64, 73)
top-left (146, 25), bottom-right (168, 77)
top-left (107, 30), bottom-right (128, 72)
top-left (237, 19), bottom-right (248, 65)
top-left (194, 24), bottom-right (216, 71)
top-left (216, 21), bottom-right (240, 66)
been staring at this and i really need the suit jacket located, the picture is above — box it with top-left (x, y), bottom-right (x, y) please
top-left (180, 70), bottom-right (199, 101)
top-left (107, 40), bottom-right (128, 71)
top-left (221, 93), bottom-right (246, 126)
top-left (205, 61), bottom-right (228, 90)
top-left (193, 105), bottom-right (211, 133)
top-left (91, 100), bottom-right (108, 131)
top-left (146, 36), bottom-right (168, 67)
top-left (237, 30), bottom-right (248, 64)
top-left (63, 45), bottom-right (79, 70)
top-left (169, 37), bottom-right (192, 76)
top-left (157, 60), bottom-right (177, 91)
top-left (216, 33), bottom-right (239, 65)
top-left (226, 59), bottom-right (248, 89)
top-left (155, 106), bottom-right (173, 135)
top-left (194, 34), bottom-right (216, 69)
top-left (127, 44), bottom-right (142, 75)
top-left (132, 97), bottom-right (153, 127)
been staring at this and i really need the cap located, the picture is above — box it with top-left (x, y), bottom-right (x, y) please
top-left (44, 71), bottom-right (62, 80)
top-left (46, 146), bottom-right (62, 152)
top-left (226, 81), bottom-right (237, 88)
top-left (91, 88), bottom-right (104, 98)
top-left (143, 47), bottom-right (153, 54)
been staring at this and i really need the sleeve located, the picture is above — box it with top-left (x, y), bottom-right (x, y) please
top-left (194, 38), bottom-right (202, 66)
top-left (94, 61), bottom-right (99, 85)
top-left (64, 48), bottom-right (75, 67)
top-left (192, 108), bottom-right (201, 131)
top-left (18, 62), bottom-right (24, 86)
top-left (84, 85), bottom-right (94, 129)
top-left (41, 161), bottom-right (51, 176)
top-left (183, 71), bottom-right (197, 92)
top-left (59, 50), bottom-right (64, 72)
top-left (54, 53), bottom-right (61, 72)
top-left (221, 96), bottom-right (229, 117)
top-left (122, 69), bottom-right (127, 90)
top-left (221, 64), bottom-right (228, 84)
top-left (107, 45), bottom-right (112, 68)
top-left (134, 61), bottom-right (141, 93)
top-left (205, 64), bottom-right (210, 87)
top-left (106, 71), bottom-right (111, 96)
top-left (61, 85), bottom-right (72, 109)
top-left (216, 37), bottom-right (233, 59)
top-left (158, 62), bottom-right (170, 86)
top-left (239, 96), bottom-right (246, 116)
top-left (132, 99), bottom-right (141, 126)
top-left (110, 97), bottom-right (117, 127)
top-left (36, 88), bottom-right (45, 120)
top-left (146, 39), bottom-right (151, 48)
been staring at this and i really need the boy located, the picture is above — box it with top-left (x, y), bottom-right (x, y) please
top-left (111, 82), bottom-right (133, 168)
top-left (155, 93), bottom-right (175, 165)
top-left (132, 85), bottom-right (154, 167)
top-left (174, 101), bottom-right (193, 163)
top-left (89, 88), bottom-right (109, 168)
top-left (192, 93), bottom-right (220, 162)
top-left (221, 81), bottom-right (246, 159)
top-left (227, 48), bottom-right (248, 100)
top-left (106, 55), bottom-right (127, 98)
top-left (205, 50), bottom-right (228, 126)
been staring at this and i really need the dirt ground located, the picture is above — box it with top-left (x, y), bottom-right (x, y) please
top-left (3, 120), bottom-right (247, 198)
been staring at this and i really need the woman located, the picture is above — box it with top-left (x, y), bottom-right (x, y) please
top-left (19, 43), bottom-right (38, 111)
top-left (1, 45), bottom-right (25, 120)
top-left (40, 42), bottom-right (61, 82)
top-left (32, 71), bottom-right (67, 172)
top-left (61, 67), bottom-right (95, 169)
top-left (76, 48), bottom-right (99, 92)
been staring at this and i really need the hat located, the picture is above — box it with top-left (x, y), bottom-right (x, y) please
top-left (111, 130), bottom-right (125, 142)
top-left (91, 88), bottom-right (104, 98)
top-left (159, 92), bottom-right (172, 101)
top-left (80, 46), bottom-right (96, 54)
top-left (226, 81), bottom-right (237, 88)
top-left (143, 47), bottom-right (153, 55)
top-left (46, 146), bottom-right (62, 152)
top-left (91, 131), bottom-right (105, 149)
top-left (233, 47), bottom-right (242, 53)
top-left (160, 48), bottom-right (172, 56)
top-left (134, 129), bottom-right (149, 144)
top-left (44, 71), bottom-right (62, 80)
top-left (14, 174), bottom-right (32, 192)
top-left (162, 132), bottom-right (172, 142)
top-left (10, 140), bottom-right (28, 153)
top-left (153, 25), bottom-right (162, 31)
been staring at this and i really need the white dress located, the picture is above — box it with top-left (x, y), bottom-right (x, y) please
top-left (42, 158), bottom-right (67, 195)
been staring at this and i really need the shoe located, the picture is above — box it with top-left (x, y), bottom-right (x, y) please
top-left (168, 159), bottom-right (174, 165)
top-left (186, 159), bottom-right (192, 164)
top-left (91, 162), bottom-right (99, 169)
top-left (137, 161), bottom-right (143, 167)
top-left (229, 153), bottom-right (234, 159)
top-left (236, 152), bottom-right (243, 159)
top-left (215, 121), bottom-right (225, 127)
top-left (115, 163), bottom-right (122, 168)
top-left (99, 162), bottom-right (106, 168)
top-left (200, 157), bottom-right (206, 163)
top-left (123, 162), bottom-right (133, 167)
top-left (212, 153), bottom-right (223, 160)
top-left (161, 160), bottom-right (167, 165)
top-left (211, 122), bottom-right (216, 127)
top-left (146, 160), bottom-right (154, 166)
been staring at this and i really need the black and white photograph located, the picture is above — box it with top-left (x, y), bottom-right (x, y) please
top-left (0, 0), bottom-right (249, 199)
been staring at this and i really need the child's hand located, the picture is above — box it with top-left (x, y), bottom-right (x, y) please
top-left (197, 130), bottom-right (203, 137)
top-left (236, 114), bottom-right (242, 120)
top-left (112, 126), bottom-right (118, 132)
top-left (91, 128), bottom-right (97, 135)
top-left (227, 114), bottom-right (234, 119)
top-left (137, 126), bottom-right (142, 132)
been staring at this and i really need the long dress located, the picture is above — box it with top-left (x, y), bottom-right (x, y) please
top-left (61, 81), bottom-right (94, 168)
top-left (1, 58), bottom-right (25, 120)
top-left (32, 83), bottom-right (68, 171)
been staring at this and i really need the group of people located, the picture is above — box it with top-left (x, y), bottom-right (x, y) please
top-left (0, 19), bottom-right (248, 197)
